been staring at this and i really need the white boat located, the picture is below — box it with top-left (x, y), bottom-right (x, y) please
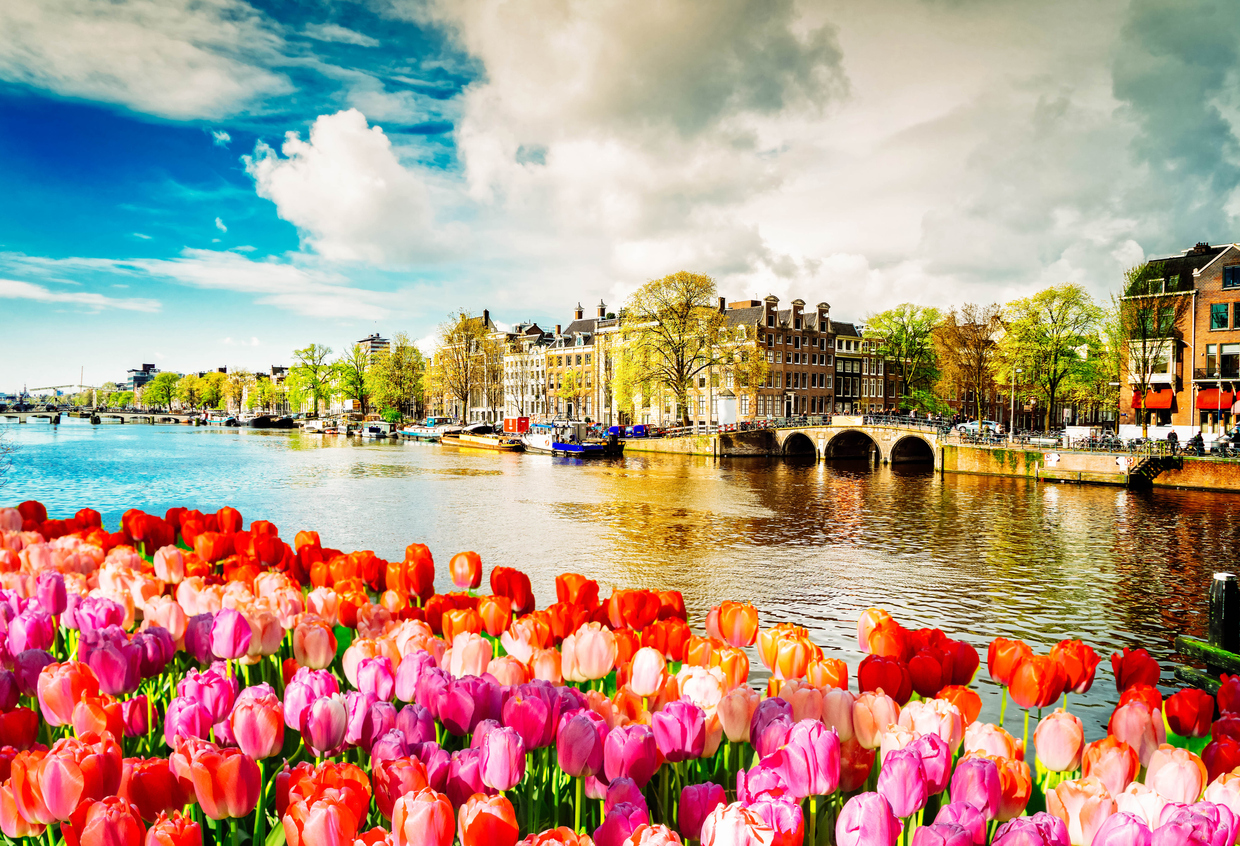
top-left (398, 416), bottom-right (462, 442)
top-left (360, 420), bottom-right (396, 439)
top-left (521, 420), bottom-right (622, 457)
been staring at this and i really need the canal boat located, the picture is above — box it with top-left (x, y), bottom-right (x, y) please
top-left (521, 421), bottom-right (623, 457)
top-left (359, 418), bottom-right (396, 439)
top-left (441, 424), bottom-right (524, 451)
top-left (398, 416), bottom-right (462, 442)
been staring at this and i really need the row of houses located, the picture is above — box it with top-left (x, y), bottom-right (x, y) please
top-left (430, 296), bottom-right (904, 428)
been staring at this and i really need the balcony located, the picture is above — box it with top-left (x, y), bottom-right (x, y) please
top-left (1195, 368), bottom-right (1240, 381)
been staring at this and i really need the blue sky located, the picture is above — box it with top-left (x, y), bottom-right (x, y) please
top-left (1, 0), bottom-right (1238, 391)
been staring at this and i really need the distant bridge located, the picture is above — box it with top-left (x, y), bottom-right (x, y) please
top-left (712, 416), bottom-right (945, 468)
top-left (0, 410), bottom-right (200, 425)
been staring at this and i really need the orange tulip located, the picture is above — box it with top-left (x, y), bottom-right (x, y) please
top-left (987, 637), bottom-right (1033, 687)
top-left (144, 811), bottom-right (200, 846)
top-left (215, 507), bottom-right (243, 534)
top-left (37, 662), bottom-right (101, 727)
top-left (449, 551), bottom-right (481, 590)
top-left (685, 636), bottom-right (720, 668)
top-left (806, 657), bottom-right (848, 690)
top-left (193, 532), bottom-right (232, 564)
top-left (442, 608), bottom-right (484, 642)
top-left (0, 773), bottom-right (44, 838)
top-left (392, 788), bottom-right (454, 846)
top-left (757, 625), bottom-right (817, 680)
top-left (9, 748), bottom-right (52, 826)
top-left (857, 607), bottom-right (893, 651)
top-left (606, 589), bottom-right (661, 630)
top-left (1082, 736), bottom-right (1140, 797)
top-left (712, 647), bottom-right (750, 691)
top-left (1046, 776), bottom-right (1116, 846)
top-left (187, 747), bottom-right (260, 820)
top-left (1008, 655), bottom-right (1067, 710)
top-left (285, 762), bottom-right (371, 823)
top-left (457, 793), bottom-right (518, 846)
top-left (555, 573), bottom-right (600, 610)
top-left (478, 596), bottom-right (513, 637)
top-left (63, 796), bottom-right (146, 846)
top-left (530, 648), bottom-right (563, 684)
top-left (937, 685), bottom-right (983, 726)
top-left (706, 601), bottom-right (759, 648)
top-left (283, 794), bottom-right (359, 846)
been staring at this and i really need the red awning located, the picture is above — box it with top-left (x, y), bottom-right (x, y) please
top-left (1133, 389), bottom-right (1174, 409)
top-left (1197, 389), bottom-right (1237, 410)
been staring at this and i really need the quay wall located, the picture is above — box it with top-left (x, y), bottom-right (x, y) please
top-left (623, 430), bottom-right (776, 457)
top-left (940, 444), bottom-right (1040, 478)
top-left (1151, 459), bottom-right (1240, 492)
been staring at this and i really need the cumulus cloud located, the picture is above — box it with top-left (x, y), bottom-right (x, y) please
top-left (0, 278), bottom-right (160, 312)
top-left (244, 109), bottom-right (451, 263)
top-left (0, 0), bottom-right (292, 119)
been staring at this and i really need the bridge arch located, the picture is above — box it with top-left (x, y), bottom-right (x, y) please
top-left (781, 432), bottom-right (817, 456)
top-left (824, 429), bottom-right (879, 461)
top-left (890, 434), bottom-right (935, 463)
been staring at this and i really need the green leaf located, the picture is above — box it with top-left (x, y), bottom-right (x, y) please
top-left (265, 821), bottom-right (286, 846)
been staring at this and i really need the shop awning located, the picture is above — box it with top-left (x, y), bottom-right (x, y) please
top-left (1133, 389), bottom-right (1174, 409)
top-left (1196, 389), bottom-right (1236, 410)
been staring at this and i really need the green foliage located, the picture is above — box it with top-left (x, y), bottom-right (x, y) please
top-left (380, 407), bottom-right (401, 424)
top-left (291, 343), bottom-right (334, 415)
top-left (142, 372), bottom-right (179, 410)
top-left (334, 344), bottom-right (371, 417)
top-left (369, 333), bottom-right (426, 418)
top-left (866, 304), bottom-right (942, 397)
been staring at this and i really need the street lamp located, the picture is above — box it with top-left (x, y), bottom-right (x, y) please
top-left (1217, 369), bottom-right (1223, 438)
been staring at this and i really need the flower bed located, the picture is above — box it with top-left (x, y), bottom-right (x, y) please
top-left (0, 499), bottom-right (1236, 846)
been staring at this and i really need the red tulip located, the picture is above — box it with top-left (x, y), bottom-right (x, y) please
top-left (478, 596), bottom-right (513, 637)
top-left (449, 551), bottom-right (482, 590)
top-left (1203, 736), bottom-right (1240, 783)
top-left (1110, 648), bottom-right (1160, 693)
top-left (857, 655), bottom-right (913, 705)
top-left (1050, 639), bottom-right (1100, 694)
top-left (144, 811), bottom-right (202, 846)
top-left (63, 796), bottom-right (145, 846)
top-left (187, 746), bottom-right (260, 819)
top-left (490, 567), bottom-right (535, 615)
top-left (987, 638), bottom-right (1033, 687)
top-left (0, 707), bottom-right (38, 750)
top-left (119, 758), bottom-right (189, 823)
top-left (908, 647), bottom-right (952, 699)
top-left (37, 661), bottom-right (101, 727)
top-left (556, 573), bottom-right (600, 610)
top-left (1217, 674), bottom-right (1240, 715)
top-left (1007, 655), bottom-right (1066, 709)
top-left (215, 506), bottom-right (243, 534)
top-left (457, 793), bottom-right (518, 846)
top-left (35, 733), bottom-right (124, 822)
top-left (387, 547), bottom-right (435, 603)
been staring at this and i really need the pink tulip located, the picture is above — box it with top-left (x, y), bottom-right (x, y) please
top-left (679, 783), bottom-right (725, 842)
top-left (1090, 811), bottom-right (1152, 846)
top-left (963, 722), bottom-right (1021, 760)
top-left (606, 778), bottom-right (648, 815)
top-left (878, 747), bottom-right (930, 818)
top-left (836, 792), bottom-right (900, 846)
top-left (911, 823), bottom-right (974, 846)
top-left (478, 725), bottom-right (525, 792)
top-left (177, 666), bottom-right (236, 723)
top-left (301, 692), bottom-right (347, 757)
top-left (652, 700), bottom-right (706, 763)
top-left (445, 632), bottom-right (492, 679)
top-left (563, 623), bottom-right (617, 683)
top-left (718, 686), bottom-right (761, 743)
top-left (899, 699), bottom-right (964, 754)
top-left (229, 691), bottom-right (284, 759)
top-left (933, 803), bottom-right (988, 844)
top-left (822, 688), bottom-right (855, 743)
top-left (557, 710), bottom-right (606, 777)
top-left (1035, 709), bottom-right (1085, 772)
top-left (1146, 744), bottom-right (1208, 805)
top-left (747, 796), bottom-right (803, 844)
top-left (594, 802), bottom-right (649, 846)
top-left (1116, 783), bottom-right (1167, 829)
top-left (209, 609), bottom-right (252, 661)
top-left (991, 813), bottom-right (1070, 845)
top-left (164, 696), bottom-right (213, 747)
top-left (700, 802), bottom-right (777, 846)
top-left (622, 824), bottom-right (683, 846)
top-left (766, 719), bottom-right (840, 799)
top-left (1109, 702), bottom-right (1166, 767)
top-left (444, 748), bottom-right (490, 809)
top-left (345, 692), bottom-right (395, 751)
top-left (950, 756), bottom-right (1002, 820)
top-left (909, 732), bottom-right (952, 795)
top-left (356, 657), bottom-right (396, 702)
top-left (854, 691), bottom-right (900, 750)
top-left (604, 723), bottom-right (659, 788)
top-left (153, 546), bottom-right (185, 584)
top-left (628, 647), bottom-right (667, 699)
top-left (283, 668), bottom-right (339, 731)
top-left (1047, 776), bottom-right (1117, 846)
top-left (394, 650), bottom-right (436, 703)
top-left (486, 656), bottom-right (527, 687)
top-left (1204, 771), bottom-right (1240, 819)
top-left (391, 787), bottom-right (454, 846)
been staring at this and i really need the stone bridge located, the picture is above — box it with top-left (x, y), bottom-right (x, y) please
top-left (0, 410), bottom-right (198, 424)
top-left (717, 418), bottom-right (944, 468)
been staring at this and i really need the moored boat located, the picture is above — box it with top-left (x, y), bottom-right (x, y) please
top-left (442, 431), bottom-right (524, 451)
top-left (521, 421), bottom-right (623, 457)
top-left (398, 416), bottom-right (461, 442)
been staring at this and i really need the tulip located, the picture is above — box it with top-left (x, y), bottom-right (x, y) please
top-left (1108, 702), bottom-right (1166, 767)
top-left (7, 611), bottom-right (54, 656)
top-left (1088, 811), bottom-right (1152, 846)
top-left (445, 750), bottom-right (489, 809)
top-left (706, 601), bottom-right (760, 648)
top-left (177, 667), bottom-right (236, 723)
top-left (628, 647), bottom-right (668, 698)
top-left (449, 551), bottom-right (482, 590)
top-left (563, 623), bottom-right (618, 683)
top-left (187, 746), bottom-right (260, 820)
top-left (13, 650), bottom-right (54, 697)
top-left (821, 688), bottom-right (855, 743)
top-left (1035, 709), bottom-right (1085, 772)
top-left (374, 757), bottom-right (429, 820)
top-left (699, 802), bottom-right (775, 846)
top-left (163, 698), bottom-right (213, 748)
top-left (457, 793), bottom-right (518, 846)
top-left (182, 614), bottom-right (216, 665)
top-left (653, 700), bottom-right (707, 763)
top-left (479, 725), bottom-right (526, 792)
top-left (807, 656), bottom-right (849, 690)
top-left (758, 625), bottom-right (816, 681)
top-left (293, 620), bottom-right (337, 670)
top-left (145, 811), bottom-right (202, 846)
top-left (558, 710), bottom-right (606, 777)
top-left (595, 803), bottom-right (650, 846)
top-left (1119, 685), bottom-right (1163, 715)
top-left (84, 635), bottom-right (143, 697)
top-left (36, 733), bottom-right (124, 822)
top-left (835, 792), bottom-right (900, 846)
top-left (230, 692), bottom-right (284, 760)
top-left (356, 657), bottom-right (396, 702)
top-left (991, 754), bottom-right (1034, 821)
top-left (878, 747), bottom-right (929, 818)
top-left (1205, 737), bottom-right (1240, 783)
top-left (1111, 648), bottom-right (1161, 693)
top-left (478, 595), bottom-right (513, 637)
top-left (0, 707), bottom-right (38, 749)
top-left (119, 758), bottom-right (189, 823)
top-left (1114, 783), bottom-right (1166, 829)
top-left (991, 813), bottom-right (1071, 845)
top-left (37, 661), bottom-right (100, 727)
top-left (283, 795), bottom-right (359, 846)
top-left (858, 654), bottom-right (913, 704)
top-left (1008, 655), bottom-right (1067, 710)
top-left (679, 783), bottom-right (725, 841)
top-left (345, 693), bottom-right (394, 752)
top-left (909, 733), bottom-right (952, 795)
top-left (911, 824), bottom-right (974, 846)
top-left (900, 698), bottom-right (965, 754)
top-left (988, 638), bottom-right (1033, 687)
top-left (63, 796), bottom-right (146, 846)
top-left (768, 719), bottom-right (841, 799)
top-left (392, 787), bottom-right (454, 846)
top-left (854, 691), bottom-right (900, 750)
top-left (1146, 744), bottom-right (1207, 804)
top-left (153, 546), bottom-right (186, 584)
top-left (933, 803), bottom-right (987, 845)
top-left (1050, 639), bottom-right (1101, 695)
top-left (1047, 776), bottom-right (1117, 846)
top-left (1083, 736), bottom-right (1141, 797)
top-left (746, 797), bottom-right (802, 845)
top-left (1164, 688), bottom-right (1215, 738)
top-left (302, 693), bottom-right (348, 758)
top-left (604, 724), bottom-right (660, 788)
top-left (284, 668), bottom-right (339, 731)
top-left (1204, 770), bottom-right (1240, 819)
top-left (718, 685), bottom-right (761, 743)
top-left (950, 756), bottom-right (1002, 820)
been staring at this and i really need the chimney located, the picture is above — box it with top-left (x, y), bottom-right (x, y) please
top-left (575, 303), bottom-right (584, 320)
top-left (597, 300), bottom-right (606, 318)
top-left (483, 309), bottom-right (490, 325)
top-left (719, 296), bottom-right (727, 313)
top-left (555, 324), bottom-right (562, 335)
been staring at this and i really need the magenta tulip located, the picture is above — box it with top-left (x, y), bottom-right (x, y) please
top-left (444, 748), bottom-right (492, 808)
top-left (394, 650), bottom-right (436, 703)
top-left (878, 747), bottom-right (930, 818)
top-left (836, 792), bottom-right (900, 846)
top-left (1090, 811), bottom-right (1152, 846)
top-left (606, 778), bottom-right (648, 815)
top-left (478, 724), bottom-right (525, 791)
top-left (35, 572), bottom-right (67, 616)
top-left (133, 628), bottom-right (175, 678)
top-left (765, 719), bottom-right (841, 800)
top-left (934, 803), bottom-right (988, 845)
top-left (749, 796), bottom-right (804, 843)
top-left (7, 611), bottom-right (53, 655)
top-left (84, 636), bottom-right (142, 696)
top-left (604, 723), bottom-right (659, 788)
top-left (164, 696), bottom-right (213, 747)
top-left (344, 692), bottom-right (394, 751)
top-left (910, 732), bottom-right (953, 795)
top-left (679, 782), bottom-right (725, 841)
top-left (557, 710), bottom-right (606, 777)
top-left (992, 812), bottom-right (1070, 845)
top-left (183, 612), bottom-right (217, 664)
top-left (356, 656), bottom-right (396, 702)
top-left (594, 802), bottom-right (649, 846)
top-left (177, 666), bottom-right (236, 723)
top-left (395, 703), bottom-right (436, 747)
top-left (13, 649), bottom-right (54, 696)
top-left (121, 695), bottom-right (150, 737)
top-left (230, 691), bottom-right (284, 759)
top-left (912, 823), bottom-right (975, 846)
top-left (736, 763), bottom-right (791, 805)
top-left (301, 692), bottom-right (347, 757)
top-left (950, 755), bottom-right (1002, 820)
top-left (651, 700), bottom-right (706, 763)
top-left (209, 609), bottom-right (252, 661)
top-left (283, 668), bottom-right (339, 731)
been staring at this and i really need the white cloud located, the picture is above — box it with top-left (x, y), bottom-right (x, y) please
top-left (304, 22), bottom-right (380, 48)
top-left (215, 217), bottom-right (228, 233)
top-left (222, 336), bottom-right (261, 346)
top-left (0, 0), bottom-right (291, 119)
top-left (244, 109), bottom-right (452, 263)
top-left (212, 130), bottom-right (232, 147)
top-left (0, 278), bottom-right (160, 312)
top-left (132, 232), bottom-right (152, 240)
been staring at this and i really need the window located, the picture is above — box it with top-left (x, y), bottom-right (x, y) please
top-left (1212, 303), bottom-right (1229, 330)
top-left (767, 315), bottom-right (775, 327)
top-left (795, 318), bottom-right (802, 329)
top-left (1224, 267), bottom-right (1240, 290)
top-left (1225, 344), bottom-right (1240, 378)
top-left (794, 336), bottom-right (801, 349)
top-left (827, 375), bottom-right (833, 390)
top-left (1235, 302), bottom-right (1240, 329)
top-left (878, 361), bottom-right (883, 375)
top-left (775, 372), bottom-right (782, 389)
top-left (766, 351), bottom-right (774, 363)
top-left (585, 354), bottom-right (591, 364)
top-left (775, 352), bottom-right (782, 364)
top-left (863, 359), bottom-right (870, 375)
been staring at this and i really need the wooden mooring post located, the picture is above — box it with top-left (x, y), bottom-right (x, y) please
top-left (1174, 572), bottom-right (1240, 693)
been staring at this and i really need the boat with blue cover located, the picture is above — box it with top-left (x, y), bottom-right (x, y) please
top-left (521, 420), bottom-right (623, 457)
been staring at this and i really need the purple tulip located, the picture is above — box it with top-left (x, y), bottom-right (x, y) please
top-left (445, 748), bottom-right (492, 809)
top-left (679, 782), bottom-right (725, 841)
top-left (593, 803), bottom-right (649, 846)
top-left (133, 627), bottom-right (175, 678)
top-left (934, 802), bottom-right (988, 845)
top-left (836, 792), bottom-right (900, 846)
top-left (302, 691), bottom-right (347, 757)
top-left (605, 778), bottom-right (647, 815)
top-left (651, 699), bottom-right (706, 763)
top-left (1088, 812), bottom-right (1152, 846)
top-left (356, 656), bottom-right (396, 702)
top-left (7, 611), bottom-right (54, 655)
top-left (419, 741), bottom-right (451, 792)
top-left (35, 572), bottom-right (66, 616)
top-left (993, 812), bottom-right (1070, 845)
top-left (754, 713), bottom-right (794, 760)
top-left (604, 723), bottom-right (659, 788)
top-left (164, 696), bottom-right (213, 747)
top-left (394, 650), bottom-right (436, 703)
top-left (395, 703), bottom-right (436, 746)
top-left (12, 649), bottom-right (53, 696)
top-left (949, 755), bottom-right (1002, 820)
top-left (878, 747), bottom-right (929, 818)
top-left (84, 633), bottom-right (142, 696)
top-left (767, 719), bottom-right (841, 799)
top-left (503, 689), bottom-right (553, 750)
top-left (370, 729), bottom-right (410, 765)
top-left (910, 732), bottom-right (952, 795)
top-left (122, 695), bottom-right (153, 738)
top-left (345, 692), bottom-right (395, 751)
top-left (913, 823), bottom-right (975, 846)
top-left (177, 666), bottom-right (235, 723)
top-left (752, 696), bottom-right (793, 742)
top-left (183, 612), bottom-right (217, 664)
top-left (284, 667), bottom-right (339, 730)
top-left (478, 724), bottom-right (525, 791)
top-left (0, 669), bottom-right (18, 711)
top-left (557, 709), bottom-right (607, 777)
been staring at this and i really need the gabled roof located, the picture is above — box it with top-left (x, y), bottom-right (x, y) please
top-left (563, 318), bottom-right (598, 336)
top-left (1146, 243), bottom-right (1229, 292)
top-left (1194, 243), bottom-right (1240, 277)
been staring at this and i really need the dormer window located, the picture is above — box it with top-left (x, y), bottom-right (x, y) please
top-left (767, 315), bottom-right (775, 327)
top-left (1224, 267), bottom-right (1240, 290)
top-left (795, 318), bottom-right (802, 329)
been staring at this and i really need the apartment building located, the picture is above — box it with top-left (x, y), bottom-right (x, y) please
top-left (503, 323), bottom-right (551, 420)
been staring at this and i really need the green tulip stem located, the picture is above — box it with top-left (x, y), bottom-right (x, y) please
top-left (807, 796), bottom-right (817, 846)
top-left (574, 775), bottom-right (583, 834)
top-left (526, 753), bottom-right (535, 835)
top-left (1063, 693), bottom-right (1069, 712)
top-left (1023, 709), bottom-right (1031, 765)
top-left (254, 759), bottom-right (267, 846)
top-left (999, 687), bottom-right (1008, 727)
top-left (230, 815), bottom-right (241, 846)
top-left (44, 825), bottom-right (56, 846)
top-left (552, 761), bottom-right (560, 827)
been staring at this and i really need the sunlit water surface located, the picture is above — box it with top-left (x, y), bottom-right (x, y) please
top-left (5, 419), bottom-right (1238, 737)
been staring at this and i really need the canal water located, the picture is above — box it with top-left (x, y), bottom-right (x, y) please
top-left (4, 418), bottom-right (1238, 737)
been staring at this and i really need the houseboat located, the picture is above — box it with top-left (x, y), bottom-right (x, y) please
top-left (398, 416), bottom-right (462, 442)
top-left (521, 421), bottom-right (623, 457)
top-left (441, 423), bottom-right (524, 451)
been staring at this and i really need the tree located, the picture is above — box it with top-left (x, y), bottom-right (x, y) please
top-left (480, 335), bottom-right (506, 420)
top-left (1118, 262), bottom-right (1193, 437)
top-left (370, 333), bottom-right (426, 419)
top-left (175, 374), bottom-right (203, 410)
top-left (226, 370), bottom-right (254, 412)
top-left (291, 344), bottom-right (334, 416)
top-left (935, 303), bottom-right (1003, 421)
top-left (721, 324), bottom-right (769, 419)
top-left (335, 344), bottom-right (372, 416)
top-left (435, 311), bottom-right (491, 421)
top-left (620, 271), bottom-right (728, 426)
top-left (1002, 284), bottom-right (1102, 430)
top-left (865, 304), bottom-right (942, 409)
top-left (143, 372), bottom-right (179, 410)
top-left (115, 391), bottom-right (135, 409)
top-left (199, 373), bottom-right (227, 410)
top-left (557, 370), bottom-right (587, 416)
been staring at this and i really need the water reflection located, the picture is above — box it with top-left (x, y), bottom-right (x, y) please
top-left (3, 419), bottom-right (1239, 735)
